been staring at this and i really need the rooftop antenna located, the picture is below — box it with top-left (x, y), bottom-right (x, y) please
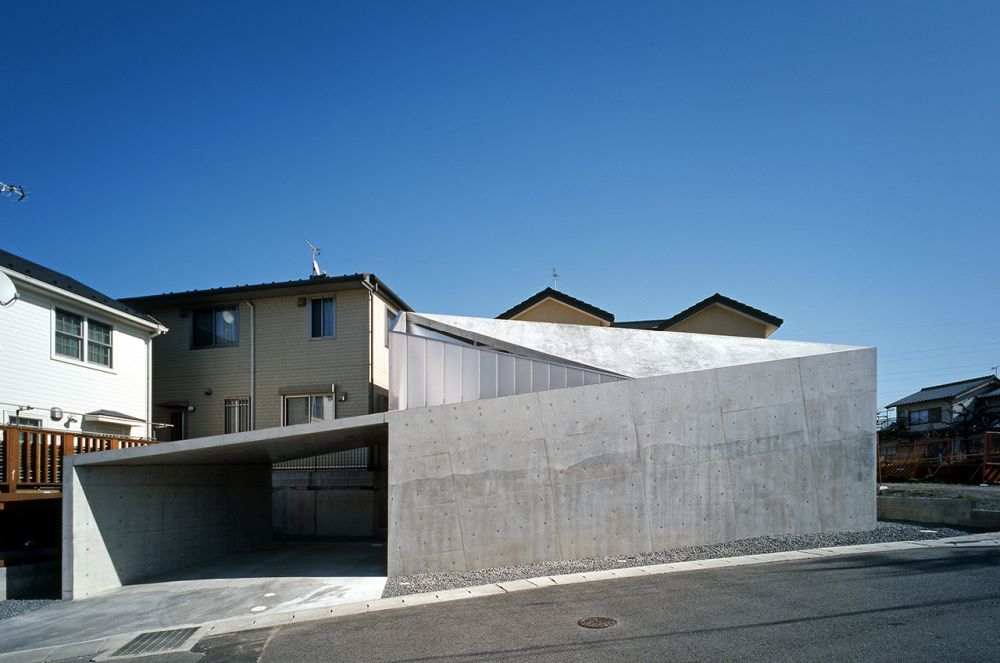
top-left (993, 365), bottom-right (999, 377)
top-left (1, 181), bottom-right (26, 202)
top-left (551, 268), bottom-right (559, 289)
top-left (305, 240), bottom-right (327, 277)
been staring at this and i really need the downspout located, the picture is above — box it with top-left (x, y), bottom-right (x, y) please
top-left (247, 300), bottom-right (256, 429)
top-left (147, 326), bottom-right (167, 439)
top-left (365, 277), bottom-right (375, 415)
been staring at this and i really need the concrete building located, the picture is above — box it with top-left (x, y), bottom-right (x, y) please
top-left (0, 249), bottom-right (167, 438)
top-left (499, 288), bottom-right (783, 338)
top-left (63, 312), bottom-right (875, 599)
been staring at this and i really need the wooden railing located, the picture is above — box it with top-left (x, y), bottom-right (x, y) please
top-left (0, 426), bottom-right (155, 500)
top-left (878, 432), bottom-right (1000, 484)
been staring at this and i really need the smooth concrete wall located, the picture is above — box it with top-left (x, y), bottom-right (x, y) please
top-left (877, 496), bottom-right (1000, 530)
top-left (63, 462), bottom-right (270, 599)
top-left (272, 470), bottom-right (380, 538)
top-left (387, 348), bottom-right (876, 576)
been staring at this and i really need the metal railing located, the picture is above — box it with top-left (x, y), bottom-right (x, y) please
top-left (273, 446), bottom-right (371, 471)
top-left (0, 425), bottom-right (155, 498)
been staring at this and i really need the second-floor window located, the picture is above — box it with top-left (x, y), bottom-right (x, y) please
top-left (283, 393), bottom-right (335, 425)
top-left (192, 305), bottom-right (239, 348)
top-left (908, 407), bottom-right (942, 426)
top-left (54, 308), bottom-right (113, 368)
top-left (310, 297), bottom-right (336, 338)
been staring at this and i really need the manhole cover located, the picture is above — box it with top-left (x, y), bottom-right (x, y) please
top-left (112, 627), bottom-right (198, 657)
top-left (578, 617), bottom-right (618, 629)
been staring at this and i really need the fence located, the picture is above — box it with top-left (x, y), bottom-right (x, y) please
top-left (878, 432), bottom-right (1000, 483)
top-left (272, 446), bottom-right (371, 471)
top-left (0, 425), bottom-right (154, 498)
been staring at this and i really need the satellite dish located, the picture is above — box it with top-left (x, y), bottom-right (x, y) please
top-left (0, 272), bottom-right (17, 307)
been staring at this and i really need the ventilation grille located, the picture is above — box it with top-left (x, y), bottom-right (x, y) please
top-left (112, 627), bottom-right (198, 657)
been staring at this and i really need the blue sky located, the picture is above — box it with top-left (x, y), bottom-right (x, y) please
top-left (3, 1), bottom-right (998, 407)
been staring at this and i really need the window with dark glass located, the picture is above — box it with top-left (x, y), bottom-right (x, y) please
top-left (192, 305), bottom-right (239, 348)
top-left (386, 309), bottom-right (396, 347)
top-left (310, 297), bottom-right (336, 338)
top-left (87, 320), bottom-right (113, 367)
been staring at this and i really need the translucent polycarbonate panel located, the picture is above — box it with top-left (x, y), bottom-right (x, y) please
top-left (389, 333), bottom-right (406, 410)
top-left (443, 343), bottom-right (463, 404)
top-left (515, 357), bottom-right (532, 394)
top-left (498, 354), bottom-right (515, 397)
top-left (425, 339), bottom-right (445, 407)
top-left (406, 335), bottom-right (426, 409)
top-left (480, 351), bottom-right (497, 399)
top-left (566, 368), bottom-right (583, 388)
top-left (389, 331), bottom-right (406, 410)
top-left (550, 365), bottom-right (567, 389)
top-left (584, 371), bottom-right (600, 385)
top-left (531, 361), bottom-right (549, 392)
top-left (462, 347), bottom-right (480, 401)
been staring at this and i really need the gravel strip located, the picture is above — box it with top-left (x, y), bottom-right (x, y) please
top-left (0, 599), bottom-right (58, 622)
top-left (382, 521), bottom-right (973, 598)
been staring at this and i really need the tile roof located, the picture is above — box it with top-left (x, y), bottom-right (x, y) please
top-left (885, 375), bottom-right (1000, 408)
top-left (616, 293), bottom-right (783, 331)
top-left (122, 273), bottom-right (411, 313)
top-left (0, 248), bottom-right (160, 325)
top-left (496, 287), bottom-right (615, 323)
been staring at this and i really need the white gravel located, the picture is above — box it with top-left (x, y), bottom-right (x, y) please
top-left (382, 521), bottom-right (972, 598)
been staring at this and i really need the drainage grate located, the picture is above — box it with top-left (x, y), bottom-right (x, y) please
top-left (578, 617), bottom-right (617, 629)
top-left (112, 627), bottom-right (199, 657)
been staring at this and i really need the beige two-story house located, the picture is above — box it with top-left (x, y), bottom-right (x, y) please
top-left (123, 273), bottom-right (409, 441)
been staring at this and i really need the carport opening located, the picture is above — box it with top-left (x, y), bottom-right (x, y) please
top-left (269, 441), bottom-right (388, 568)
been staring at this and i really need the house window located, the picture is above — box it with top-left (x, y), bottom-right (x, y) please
top-left (224, 397), bottom-right (251, 434)
top-left (386, 309), bottom-right (396, 347)
top-left (169, 410), bottom-right (187, 441)
top-left (310, 298), bottom-right (336, 338)
top-left (7, 415), bottom-right (42, 427)
top-left (54, 308), bottom-right (114, 367)
top-left (87, 320), bottom-right (113, 367)
top-left (283, 394), bottom-right (335, 425)
top-left (908, 407), bottom-right (942, 426)
top-left (192, 305), bottom-right (239, 348)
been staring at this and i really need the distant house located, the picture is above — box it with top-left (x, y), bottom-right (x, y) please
top-left (880, 375), bottom-right (1000, 483)
top-left (0, 249), bottom-right (166, 438)
top-left (123, 273), bottom-right (410, 441)
top-left (885, 375), bottom-right (1000, 435)
top-left (498, 288), bottom-right (783, 338)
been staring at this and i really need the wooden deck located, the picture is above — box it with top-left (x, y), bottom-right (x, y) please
top-left (0, 425), bottom-right (155, 504)
top-left (878, 431), bottom-right (1000, 484)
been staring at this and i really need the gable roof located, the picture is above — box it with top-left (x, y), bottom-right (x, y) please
top-left (886, 375), bottom-right (1000, 409)
top-left (496, 287), bottom-right (615, 324)
top-left (0, 248), bottom-right (160, 326)
top-left (616, 293), bottom-right (783, 332)
top-left (123, 273), bottom-right (411, 313)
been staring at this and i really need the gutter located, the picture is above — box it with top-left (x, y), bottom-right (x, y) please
top-left (248, 300), bottom-right (256, 429)
top-left (2, 266), bottom-right (167, 333)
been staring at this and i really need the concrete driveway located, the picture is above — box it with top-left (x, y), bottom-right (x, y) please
top-left (0, 541), bottom-right (386, 657)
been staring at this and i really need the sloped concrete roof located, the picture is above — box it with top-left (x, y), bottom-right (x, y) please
top-left (408, 312), bottom-right (865, 379)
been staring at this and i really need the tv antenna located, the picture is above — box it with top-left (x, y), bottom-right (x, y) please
top-left (305, 240), bottom-right (327, 277)
top-left (551, 268), bottom-right (559, 289)
top-left (1, 181), bottom-right (26, 202)
top-left (992, 365), bottom-right (999, 377)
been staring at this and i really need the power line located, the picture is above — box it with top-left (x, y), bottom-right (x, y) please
top-left (880, 340), bottom-right (1000, 358)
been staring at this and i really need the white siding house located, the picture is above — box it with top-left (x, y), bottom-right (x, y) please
top-left (0, 250), bottom-right (166, 438)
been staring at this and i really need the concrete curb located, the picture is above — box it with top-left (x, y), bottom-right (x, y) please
top-left (3, 531), bottom-right (998, 662)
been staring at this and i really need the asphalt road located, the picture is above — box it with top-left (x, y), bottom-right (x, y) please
top-left (141, 543), bottom-right (1000, 663)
